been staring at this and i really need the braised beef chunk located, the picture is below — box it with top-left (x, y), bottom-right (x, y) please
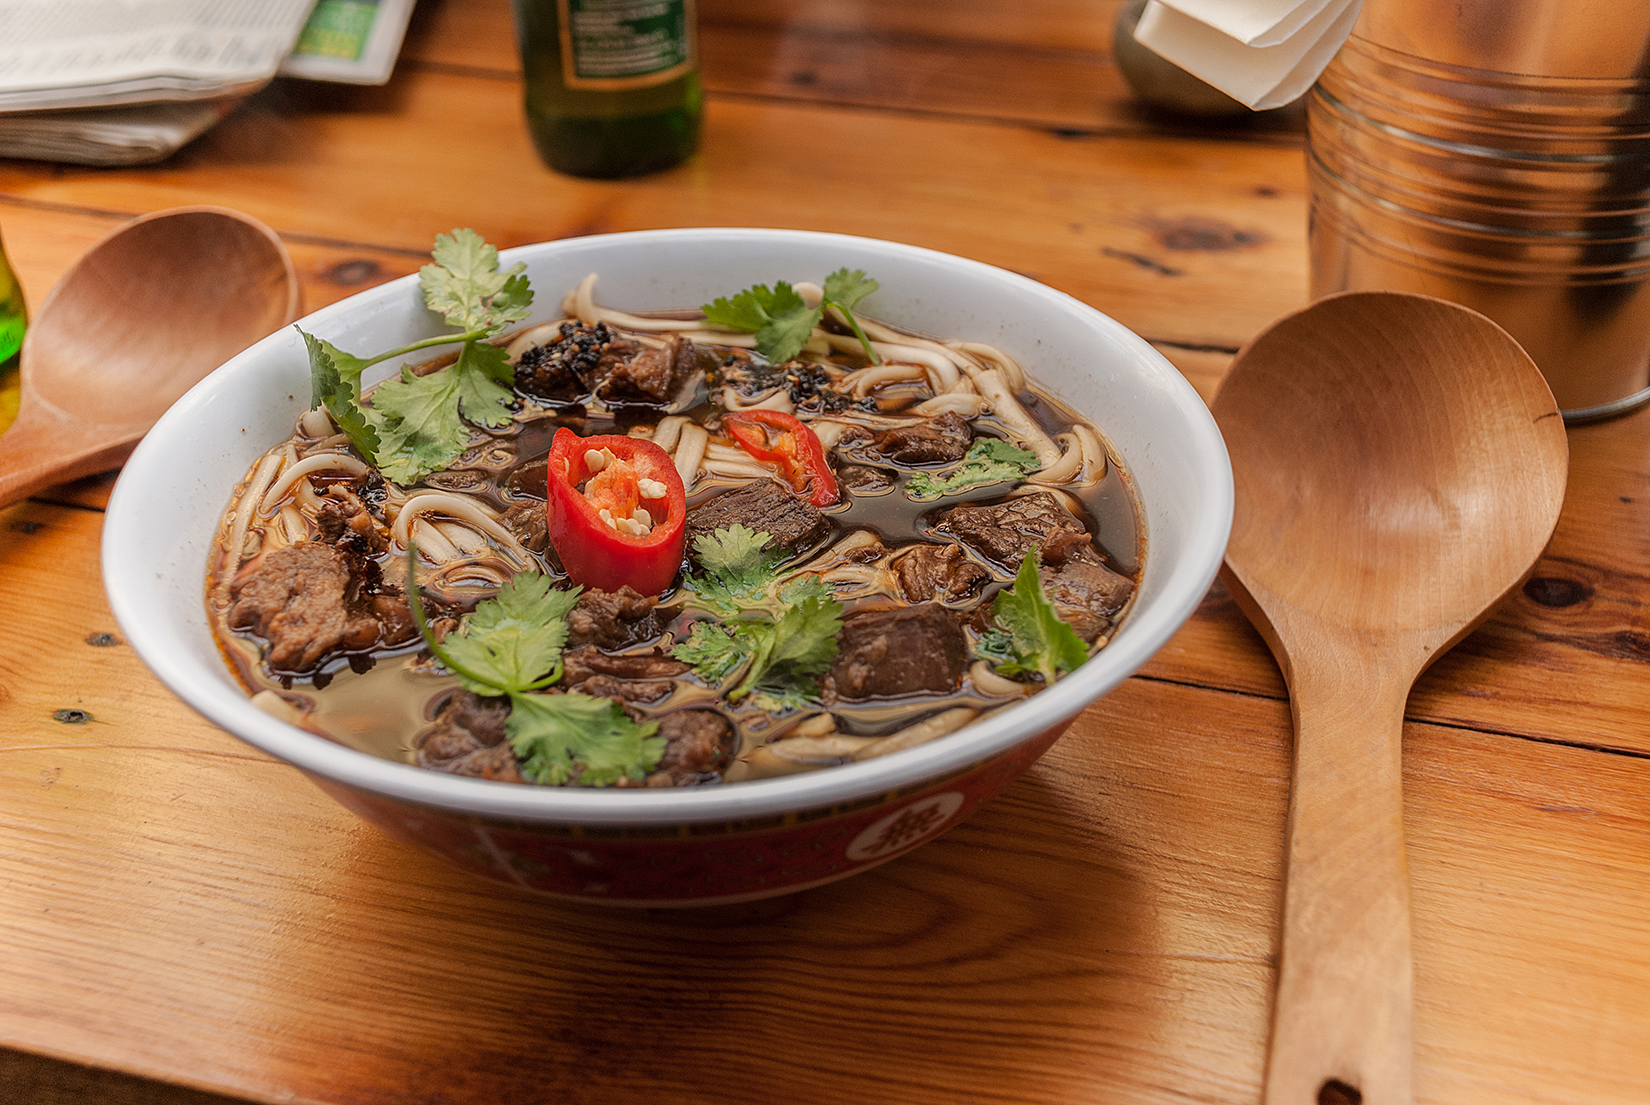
top-left (415, 690), bottom-right (523, 782)
top-left (896, 543), bottom-right (991, 603)
top-left (504, 457), bottom-right (549, 499)
top-left (867, 411), bottom-right (973, 465)
top-left (932, 491), bottom-right (1088, 571)
top-left (1038, 527), bottom-right (1134, 637)
top-left (837, 464), bottom-right (894, 492)
top-left (565, 586), bottom-right (672, 650)
top-left (500, 500), bottom-right (549, 555)
top-left (650, 709), bottom-right (736, 785)
top-left (600, 334), bottom-right (700, 405)
top-left (824, 603), bottom-right (967, 700)
top-left (685, 479), bottom-right (832, 559)
top-left (315, 486), bottom-right (386, 557)
top-left (561, 645), bottom-right (689, 684)
top-left (228, 493), bottom-right (421, 672)
top-left (514, 321), bottom-right (616, 402)
top-left (229, 544), bottom-right (380, 672)
top-left (1041, 558), bottom-right (1134, 638)
top-left (580, 674), bottom-right (675, 703)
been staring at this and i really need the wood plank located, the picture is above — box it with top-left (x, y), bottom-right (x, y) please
top-left (0, 76), bottom-right (1313, 355)
top-left (706, 0), bottom-right (1127, 54)
top-left (3, 500), bottom-right (1649, 1104)
top-left (397, 0), bottom-right (1304, 137)
top-left (399, 0), bottom-right (1127, 75)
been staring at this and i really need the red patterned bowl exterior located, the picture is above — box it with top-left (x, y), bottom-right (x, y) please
top-left (310, 721), bottom-right (1068, 906)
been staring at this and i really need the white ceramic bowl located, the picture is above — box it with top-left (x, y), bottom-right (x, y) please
top-left (104, 228), bottom-right (1231, 905)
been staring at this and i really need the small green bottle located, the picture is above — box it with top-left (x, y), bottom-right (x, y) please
top-left (0, 225), bottom-right (26, 432)
top-left (511, 0), bottom-right (702, 179)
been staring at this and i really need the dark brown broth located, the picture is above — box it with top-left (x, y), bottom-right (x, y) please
top-left (212, 330), bottom-right (1143, 779)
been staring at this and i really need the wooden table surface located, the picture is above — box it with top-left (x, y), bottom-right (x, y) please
top-left (2, 2), bottom-right (1647, 1103)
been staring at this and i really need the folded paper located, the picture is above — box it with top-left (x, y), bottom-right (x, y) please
top-left (1135, 0), bottom-right (1364, 110)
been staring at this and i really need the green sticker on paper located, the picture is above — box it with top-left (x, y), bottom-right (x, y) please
top-left (294, 0), bottom-right (379, 61)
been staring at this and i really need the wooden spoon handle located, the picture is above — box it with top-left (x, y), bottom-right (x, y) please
top-left (1264, 660), bottom-right (1414, 1105)
top-left (0, 401), bottom-right (138, 511)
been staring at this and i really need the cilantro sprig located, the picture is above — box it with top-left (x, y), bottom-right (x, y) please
top-left (299, 229), bottom-right (533, 484)
top-left (684, 524), bottom-right (788, 613)
top-left (673, 597), bottom-right (843, 706)
top-left (975, 549), bottom-right (1090, 685)
top-left (673, 526), bottom-right (844, 707)
top-left (702, 268), bottom-right (881, 366)
top-left (906, 438), bottom-right (1041, 500)
top-left (406, 551), bottom-right (664, 787)
top-left (683, 525), bottom-right (832, 615)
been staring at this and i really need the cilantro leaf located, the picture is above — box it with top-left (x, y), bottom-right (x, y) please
top-left (369, 365), bottom-right (469, 484)
top-left (731, 596), bottom-right (842, 702)
top-left (985, 550), bottom-right (1089, 684)
top-left (421, 228), bottom-right (533, 334)
top-left (490, 271), bottom-right (535, 328)
top-left (405, 552), bottom-right (660, 787)
top-left (453, 340), bottom-right (516, 428)
top-left (301, 231), bottom-right (533, 485)
top-left (820, 268), bottom-right (881, 364)
top-left (702, 282), bottom-right (808, 332)
top-left (779, 575), bottom-right (833, 604)
top-left (748, 685), bottom-right (821, 713)
top-left (822, 268), bottom-right (877, 310)
top-left (672, 621), bottom-right (754, 684)
top-left (440, 574), bottom-right (581, 696)
top-left (693, 523), bottom-right (774, 575)
top-left (972, 626), bottom-right (1018, 667)
top-left (906, 437), bottom-right (1041, 500)
top-left (673, 583), bottom-right (844, 707)
top-left (685, 525), bottom-right (791, 613)
top-left (758, 309), bottom-right (825, 365)
top-left (507, 691), bottom-right (664, 787)
top-left (300, 328), bottom-right (381, 464)
top-left (701, 281), bottom-right (823, 364)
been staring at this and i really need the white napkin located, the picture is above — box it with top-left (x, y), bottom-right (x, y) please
top-left (1134, 0), bottom-right (1364, 110)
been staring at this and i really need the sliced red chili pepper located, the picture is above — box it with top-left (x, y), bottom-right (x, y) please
top-left (722, 409), bottom-right (840, 507)
top-left (545, 428), bottom-right (687, 596)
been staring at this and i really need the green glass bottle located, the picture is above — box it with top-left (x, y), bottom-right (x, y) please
top-left (0, 225), bottom-right (26, 433)
top-left (511, 0), bottom-right (702, 179)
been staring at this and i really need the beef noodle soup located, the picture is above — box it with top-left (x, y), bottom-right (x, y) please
top-left (207, 243), bottom-right (1141, 789)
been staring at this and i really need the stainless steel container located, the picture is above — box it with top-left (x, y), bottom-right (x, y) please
top-left (1308, 2), bottom-right (1650, 421)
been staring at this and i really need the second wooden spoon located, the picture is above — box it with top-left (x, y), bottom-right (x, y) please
top-left (1212, 292), bottom-right (1568, 1104)
top-left (0, 206), bottom-right (300, 509)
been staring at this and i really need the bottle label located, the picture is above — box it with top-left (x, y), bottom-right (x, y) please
top-left (557, 0), bottom-right (695, 90)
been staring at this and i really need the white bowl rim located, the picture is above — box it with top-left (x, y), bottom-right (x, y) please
top-left (104, 226), bottom-right (1232, 827)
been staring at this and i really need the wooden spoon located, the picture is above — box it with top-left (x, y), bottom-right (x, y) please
top-left (0, 206), bottom-right (300, 508)
top-left (1211, 292), bottom-right (1568, 1105)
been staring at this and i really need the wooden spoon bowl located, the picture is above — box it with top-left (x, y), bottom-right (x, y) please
top-left (1212, 291), bottom-right (1568, 1104)
top-left (0, 206), bottom-right (300, 508)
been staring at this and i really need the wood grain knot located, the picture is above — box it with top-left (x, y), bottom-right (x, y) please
top-left (84, 632), bottom-right (123, 647)
top-left (326, 259), bottom-right (382, 286)
top-left (52, 709), bottom-right (92, 724)
top-left (1523, 576), bottom-right (1591, 607)
top-left (1317, 1080), bottom-right (1361, 1105)
top-left (1149, 216), bottom-right (1264, 252)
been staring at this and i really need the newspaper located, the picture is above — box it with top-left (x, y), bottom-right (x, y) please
top-left (0, 98), bottom-right (240, 165)
top-left (0, 0), bottom-right (316, 112)
top-left (0, 0), bottom-right (418, 165)
top-left (281, 0), bottom-right (418, 86)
